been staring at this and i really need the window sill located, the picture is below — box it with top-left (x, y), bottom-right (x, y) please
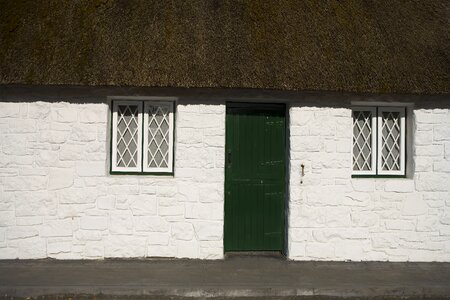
top-left (351, 174), bottom-right (406, 179)
top-left (109, 171), bottom-right (174, 176)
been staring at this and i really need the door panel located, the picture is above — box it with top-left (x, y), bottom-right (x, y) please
top-left (224, 103), bottom-right (286, 252)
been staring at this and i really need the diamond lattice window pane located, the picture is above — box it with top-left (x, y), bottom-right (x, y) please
top-left (352, 110), bottom-right (374, 171)
top-left (380, 111), bottom-right (401, 171)
top-left (116, 104), bottom-right (139, 168)
top-left (146, 104), bottom-right (171, 169)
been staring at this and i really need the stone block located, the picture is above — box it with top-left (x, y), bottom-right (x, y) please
top-left (41, 219), bottom-right (73, 237)
top-left (84, 242), bottom-right (104, 257)
top-left (416, 174), bottom-right (449, 192)
top-left (6, 227), bottom-right (39, 239)
top-left (199, 184), bottom-right (222, 203)
top-left (39, 130), bottom-right (70, 144)
top-left (76, 162), bottom-right (105, 177)
top-left (70, 124), bottom-right (97, 142)
top-left (178, 182), bottom-right (199, 202)
top-left (434, 126), bottom-right (450, 141)
top-left (351, 212), bottom-right (378, 227)
top-left (0, 211), bottom-right (15, 226)
top-left (193, 221), bottom-right (222, 241)
top-left (97, 196), bottom-right (115, 210)
top-left (104, 235), bottom-right (146, 258)
top-left (51, 106), bottom-right (77, 122)
top-left (28, 102), bottom-right (50, 119)
top-left (48, 168), bottom-right (74, 190)
top-left (385, 220), bottom-right (415, 231)
top-left (135, 216), bottom-right (170, 232)
top-left (171, 222), bottom-right (195, 241)
top-left (129, 195), bottom-right (158, 216)
top-left (47, 238), bottom-right (72, 254)
top-left (176, 239), bottom-right (199, 258)
top-left (109, 212), bottom-right (133, 234)
top-left (185, 203), bottom-right (223, 220)
top-left (414, 157), bottom-right (433, 172)
top-left (334, 240), bottom-right (366, 260)
top-left (203, 135), bottom-right (224, 147)
top-left (415, 130), bottom-right (433, 145)
top-left (2, 135), bottom-right (31, 155)
top-left (372, 233), bottom-right (398, 249)
top-left (401, 194), bottom-right (427, 216)
top-left (15, 191), bottom-right (57, 217)
top-left (80, 216), bottom-right (108, 231)
top-left (414, 110), bottom-right (447, 124)
top-left (385, 180), bottom-right (415, 193)
top-left (305, 243), bottom-right (334, 259)
top-left (16, 216), bottom-right (43, 226)
top-left (159, 205), bottom-right (184, 216)
top-left (15, 237), bottom-right (47, 259)
top-left (3, 176), bottom-right (48, 192)
top-left (9, 119), bottom-right (37, 133)
top-left (199, 247), bottom-right (223, 259)
top-left (433, 161), bottom-right (450, 172)
top-left (147, 232), bottom-right (170, 245)
top-left (343, 192), bottom-right (371, 207)
top-left (59, 144), bottom-right (84, 161)
top-left (147, 245), bottom-right (176, 257)
top-left (312, 228), bottom-right (369, 242)
top-left (416, 216), bottom-right (437, 232)
top-left (415, 145), bottom-right (443, 157)
top-left (79, 106), bottom-right (107, 123)
top-left (445, 142), bottom-right (450, 159)
top-left (58, 188), bottom-right (99, 205)
top-left (351, 179), bottom-right (375, 192)
top-left (0, 103), bottom-right (20, 117)
top-left (288, 228), bottom-right (310, 242)
top-left (74, 230), bottom-right (103, 242)
top-left (288, 242), bottom-right (306, 257)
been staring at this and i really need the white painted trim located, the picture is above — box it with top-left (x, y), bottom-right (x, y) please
top-left (351, 107), bottom-right (377, 175)
top-left (111, 101), bottom-right (143, 172)
top-left (143, 101), bottom-right (174, 173)
top-left (377, 107), bottom-right (406, 176)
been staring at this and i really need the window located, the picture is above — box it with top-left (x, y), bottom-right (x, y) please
top-left (352, 106), bottom-right (406, 176)
top-left (111, 100), bottom-right (174, 174)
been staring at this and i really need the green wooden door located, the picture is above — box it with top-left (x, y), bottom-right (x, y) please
top-left (224, 103), bottom-right (286, 252)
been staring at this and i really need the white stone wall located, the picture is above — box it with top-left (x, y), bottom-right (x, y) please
top-left (0, 101), bottom-right (225, 259)
top-left (1, 99), bottom-right (450, 261)
top-left (288, 105), bottom-right (450, 261)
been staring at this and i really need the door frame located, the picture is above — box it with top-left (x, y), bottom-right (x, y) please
top-left (223, 102), bottom-right (289, 255)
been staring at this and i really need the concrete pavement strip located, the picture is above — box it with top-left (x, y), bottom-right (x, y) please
top-left (1, 256), bottom-right (450, 299)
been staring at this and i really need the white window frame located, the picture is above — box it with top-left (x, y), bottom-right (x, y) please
top-left (351, 106), bottom-right (406, 176)
top-left (377, 107), bottom-right (406, 176)
top-left (352, 106), bottom-right (377, 176)
top-left (143, 101), bottom-right (174, 173)
top-left (111, 101), bottom-right (143, 173)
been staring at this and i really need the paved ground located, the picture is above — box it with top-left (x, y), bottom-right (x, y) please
top-left (1, 256), bottom-right (450, 299)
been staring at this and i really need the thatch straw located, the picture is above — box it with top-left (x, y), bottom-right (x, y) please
top-left (1, 0), bottom-right (449, 94)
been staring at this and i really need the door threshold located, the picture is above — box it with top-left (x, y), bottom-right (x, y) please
top-left (225, 251), bottom-right (286, 259)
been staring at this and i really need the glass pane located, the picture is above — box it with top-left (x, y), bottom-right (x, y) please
top-left (352, 110), bottom-right (373, 171)
top-left (147, 104), bottom-right (171, 169)
top-left (116, 105), bottom-right (139, 168)
top-left (381, 111), bottom-right (401, 171)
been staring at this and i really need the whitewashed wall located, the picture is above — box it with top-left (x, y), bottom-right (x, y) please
top-left (288, 105), bottom-right (450, 261)
top-left (0, 101), bottom-right (225, 259)
top-left (0, 98), bottom-right (449, 261)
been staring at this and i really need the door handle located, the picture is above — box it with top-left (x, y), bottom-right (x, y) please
top-left (227, 152), bottom-right (232, 165)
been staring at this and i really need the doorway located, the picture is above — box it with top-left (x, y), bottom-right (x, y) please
top-left (224, 103), bottom-right (286, 252)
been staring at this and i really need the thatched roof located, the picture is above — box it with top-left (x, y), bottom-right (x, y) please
top-left (1, 0), bottom-right (449, 94)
